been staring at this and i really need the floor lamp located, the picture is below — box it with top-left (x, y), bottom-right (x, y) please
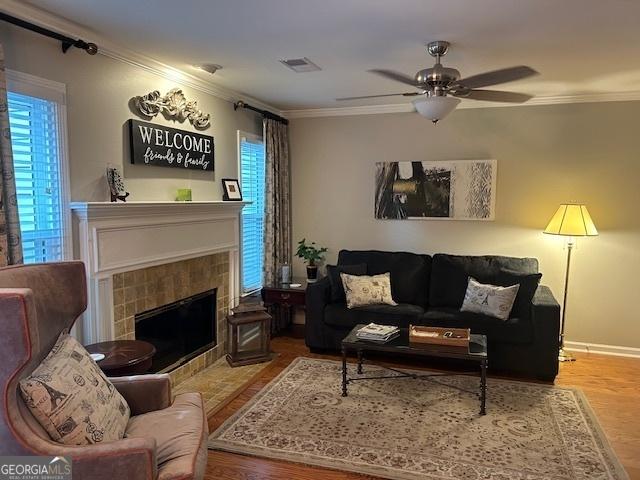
top-left (543, 204), bottom-right (598, 362)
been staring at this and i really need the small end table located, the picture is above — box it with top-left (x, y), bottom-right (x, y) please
top-left (85, 340), bottom-right (156, 377)
top-left (261, 277), bottom-right (309, 335)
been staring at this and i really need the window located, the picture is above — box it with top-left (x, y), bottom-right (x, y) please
top-left (7, 73), bottom-right (68, 263)
top-left (238, 132), bottom-right (265, 293)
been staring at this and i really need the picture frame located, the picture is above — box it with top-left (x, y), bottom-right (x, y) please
top-left (222, 178), bottom-right (243, 201)
top-left (375, 159), bottom-right (497, 221)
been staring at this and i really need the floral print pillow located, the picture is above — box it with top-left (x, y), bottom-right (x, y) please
top-left (340, 272), bottom-right (398, 309)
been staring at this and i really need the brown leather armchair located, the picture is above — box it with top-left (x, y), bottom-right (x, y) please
top-left (0, 262), bottom-right (208, 480)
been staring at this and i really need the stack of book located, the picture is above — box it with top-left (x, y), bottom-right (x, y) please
top-left (356, 323), bottom-right (400, 343)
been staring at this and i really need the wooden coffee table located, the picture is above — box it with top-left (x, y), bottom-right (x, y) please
top-left (85, 340), bottom-right (156, 377)
top-left (341, 324), bottom-right (488, 415)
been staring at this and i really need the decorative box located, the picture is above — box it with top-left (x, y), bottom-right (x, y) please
top-left (409, 325), bottom-right (470, 348)
top-left (176, 188), bottom-right (192, 201)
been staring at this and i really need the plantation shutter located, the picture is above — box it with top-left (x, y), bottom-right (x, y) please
top-left (240, 134), bottom-right (265, 293)
top-left (8, 91), bottom-right (64, 263)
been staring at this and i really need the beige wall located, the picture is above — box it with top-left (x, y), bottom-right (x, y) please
top-left (1, 24), bottom-right (261, 201)
top-left (290, 101), bottom-right (640, 348)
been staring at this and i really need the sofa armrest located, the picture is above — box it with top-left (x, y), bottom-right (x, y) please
top-left (307, 275), bottom-right (331, 308)
top-left (111, 374), bottom-right (172, 415)
top-left (305, 276), bottom-right (331, 349)
top-left (531, 285), bottom-right (561, 348)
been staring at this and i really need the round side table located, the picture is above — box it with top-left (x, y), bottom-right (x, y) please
top-left (85, 340), bottom-right (156, 376)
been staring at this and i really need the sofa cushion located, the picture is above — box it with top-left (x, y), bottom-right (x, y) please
top-left (326, 263), bottom-right (367, 303)
top-left (126, 392), bottom-right (208, 480)
top-left (338, 250), bottom-right (432, 307)
top-left (324, 303), bottom-right (424, 329)
top-left (429, 254), bottom-right (539, 309)
top-left (428, 256), bottom-right (470, 308)
top-left (490, 269), bottom-right (542, 320)
top-left (19, 334), bottom-right (130, 445)
top-left (422, 307), bottom-right (533, 344)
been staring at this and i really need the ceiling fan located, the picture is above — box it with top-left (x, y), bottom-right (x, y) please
top-left (336, 41), bottom-right (539, 123)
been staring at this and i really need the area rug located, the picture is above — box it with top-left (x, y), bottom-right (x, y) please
top-left (209, 357), bottom-right (628, 480)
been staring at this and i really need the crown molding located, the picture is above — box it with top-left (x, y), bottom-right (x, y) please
top-left (283, 90), bottom-right (640, 118)
top-left (0, 0), bottom-right (283, 116)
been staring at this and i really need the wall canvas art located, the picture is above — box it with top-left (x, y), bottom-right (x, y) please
top-left (375, 159), bottom-right (497, 221)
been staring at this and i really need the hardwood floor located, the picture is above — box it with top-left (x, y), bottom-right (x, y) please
top-left (205, 335), bottom-right (640, 480)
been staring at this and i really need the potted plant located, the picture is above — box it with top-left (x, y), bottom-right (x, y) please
top-left (296, 239), bottom-right (328, 282)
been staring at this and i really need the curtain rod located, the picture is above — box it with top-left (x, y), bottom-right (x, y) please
top-left (0, 12), bottom-right (98, 55)
top-left (234, 101), bottom-right (289, 125)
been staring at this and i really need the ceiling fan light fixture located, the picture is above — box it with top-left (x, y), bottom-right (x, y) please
top-left (412, 96), bottom-right (461, 123)
top-left (361, 42), bottom-right (537, 113)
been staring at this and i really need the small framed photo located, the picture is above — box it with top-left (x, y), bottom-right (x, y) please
top-left (222, 178), bottom-right (242, 201)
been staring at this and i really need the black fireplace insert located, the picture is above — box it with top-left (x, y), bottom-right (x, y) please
top-left (135, 289), bottom-right (216, 373)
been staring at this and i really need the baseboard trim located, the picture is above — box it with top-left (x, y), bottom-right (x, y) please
top-left (564, 341), bottom-right (640, 358)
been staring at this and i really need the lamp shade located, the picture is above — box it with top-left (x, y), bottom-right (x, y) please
top-left (543, 204), bottom-right (598, 237)
top-left (412, 96), bottom-right (460, 123)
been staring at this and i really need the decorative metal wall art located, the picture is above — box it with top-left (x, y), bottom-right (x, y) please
top-left (132, 88), bottom-right (211, 129)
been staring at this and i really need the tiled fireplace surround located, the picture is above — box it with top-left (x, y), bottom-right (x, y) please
top-left (70, 201), bottom-right (245, 385)
top-left (112, 254), bottom-right (229, 384)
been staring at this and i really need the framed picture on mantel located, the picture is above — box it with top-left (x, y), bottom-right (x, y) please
top-left (222, 178), bottom-right (243, 201)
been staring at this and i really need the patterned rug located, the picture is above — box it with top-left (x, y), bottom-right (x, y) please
top-left (209, 357), bottom-right (628, 480)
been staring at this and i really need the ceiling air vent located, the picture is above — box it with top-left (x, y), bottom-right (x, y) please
top-left (279, 57), bottom-right (321, 73)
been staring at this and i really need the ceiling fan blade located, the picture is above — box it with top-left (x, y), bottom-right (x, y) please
top-left (453, 89), bottom-right (533, 103)
top-left (368, 69), bottom-right (418, 87)
top-left (336, 92), bottom-right (420, 101)
top-left (457, 66), bottom-right (538, 89)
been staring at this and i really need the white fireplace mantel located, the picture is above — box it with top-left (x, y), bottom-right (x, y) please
top-left (70, 201), bottom-right (247, 344)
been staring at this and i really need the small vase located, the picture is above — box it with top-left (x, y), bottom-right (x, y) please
top-left (281, 264), bottom-right (291, 284)
top-left (306, 265), bottom-right (318, 282)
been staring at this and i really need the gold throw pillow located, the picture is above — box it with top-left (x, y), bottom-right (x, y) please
top-left (340, 272), bottom-right (398, 309)
top-left (19, 334), bottom-right (130, 445)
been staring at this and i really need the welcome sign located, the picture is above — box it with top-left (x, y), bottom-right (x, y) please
top-left (128, 119), bottom-right (214, 172)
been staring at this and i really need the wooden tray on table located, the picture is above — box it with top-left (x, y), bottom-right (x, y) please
top-left (409, 325), bottom-right (470, 348)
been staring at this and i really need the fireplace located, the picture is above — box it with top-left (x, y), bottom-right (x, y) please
top-left (70, 201), bottom-right (245, 385)
top-left (135, 289), bottom-right (217, 373)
